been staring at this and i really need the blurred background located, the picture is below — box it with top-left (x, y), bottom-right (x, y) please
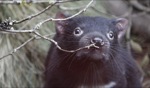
top-left (0, 0), bottom-right (150, 88)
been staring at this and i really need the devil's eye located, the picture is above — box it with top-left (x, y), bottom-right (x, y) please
top-left (107, 31), bottom-right (114, 40)
top-left (74, 27), bottom-right (83, 36)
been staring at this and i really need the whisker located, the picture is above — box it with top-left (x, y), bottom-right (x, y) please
top-left (110, 46), bottom-right (136, 70)
top-left (108, 49), bottom-right (124, 75)
top-left (67, 53), bottom-right (76, 71)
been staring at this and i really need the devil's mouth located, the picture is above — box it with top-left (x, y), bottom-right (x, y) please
top-left (77, 46), bottom-right (104, 58)
top-left (83, 46), bottom-right (101, 52)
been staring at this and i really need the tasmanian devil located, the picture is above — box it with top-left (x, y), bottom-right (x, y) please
top-left (44, 12), bottom-right (142, 88)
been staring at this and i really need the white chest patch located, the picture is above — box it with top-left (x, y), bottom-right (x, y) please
top-left (78, 81), bottom-right (116, 88)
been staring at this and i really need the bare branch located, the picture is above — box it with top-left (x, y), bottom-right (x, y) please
top-left (0, 0), bottom-right (94, 33)
top-left (0, 0), bottom-right (94, 59)
top-left (0, 0), bottom-right (79, 4)
top-left (0, 32), bottom-right (55, 60)
top-left (42, 0), bottom-right (94, 22)
top-left (0, 0), bottom-right (79, 28)
top-left (13, 0), bottom-right (73, 24)
top-left (0, 0), bottom-right (48, 4)
top-left (33, 31), bottom-right (99, 53)
top-left (0, 36), bottom-right (35, 60)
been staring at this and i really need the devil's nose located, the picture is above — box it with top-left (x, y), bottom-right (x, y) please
top-left (91, 37), bottom-right (104, 46)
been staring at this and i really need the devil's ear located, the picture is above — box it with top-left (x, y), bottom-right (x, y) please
top-left (114, 18), bottom-right (129, 39)
top-left (55, 12), bottom-right (68, 34)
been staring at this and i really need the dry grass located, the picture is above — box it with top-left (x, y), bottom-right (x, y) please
top-left (0, 4), bottom-right (54, 88)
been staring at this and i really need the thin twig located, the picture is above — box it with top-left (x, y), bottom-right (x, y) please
top-left (13, 0), bottom-right (73, 24)
top-left (0, 0), bottom-right (94, 59)
top-left (0, 0), bottom-right (94, 33)
top-left (0, 0), bottom-right (49, 4)
top-left (0, 36), bottom-right (35, 60)
top-left (0, 33), bottom-right (55, 60)
top-left (0, 0), bottom-right (79, 4)
top-left (42, 0), bottom-right (94, 22)
top-left (33, 31), bottom-right (99, 53)
top-left (2, 0), bottom-right (79, 26)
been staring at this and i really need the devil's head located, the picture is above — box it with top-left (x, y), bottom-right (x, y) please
top-left (54, 12), bottom-right (128, 61)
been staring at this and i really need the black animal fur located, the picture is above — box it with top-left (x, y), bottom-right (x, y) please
top-left (44, 13), bottom-right (142, 88)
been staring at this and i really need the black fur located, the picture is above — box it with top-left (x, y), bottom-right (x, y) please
top-left (44, 15), bottom-right (142, 88)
